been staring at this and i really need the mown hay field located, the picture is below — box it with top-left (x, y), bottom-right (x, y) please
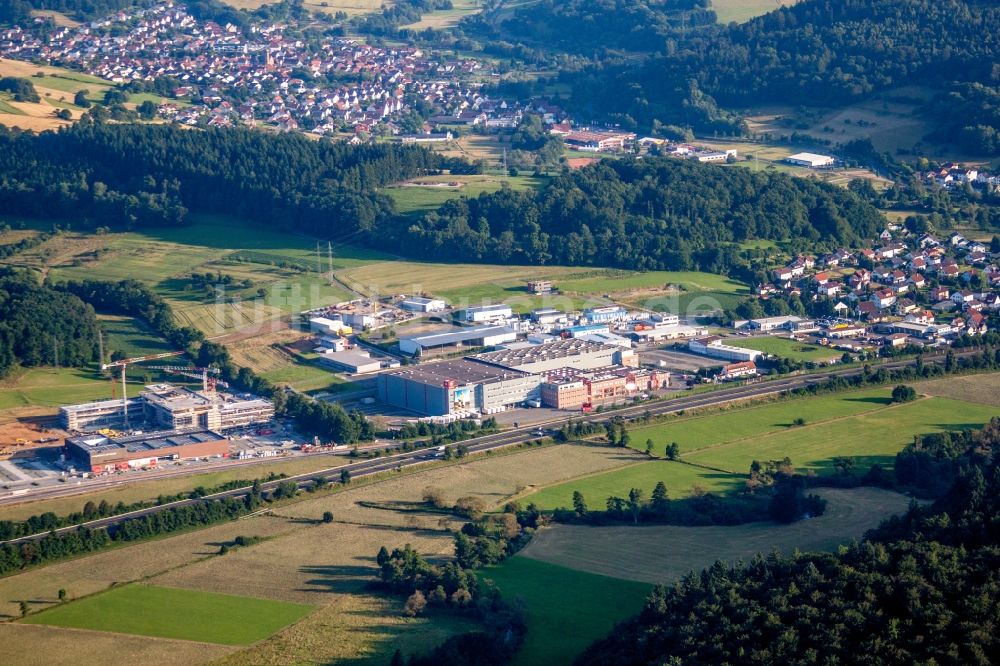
top-left (914, 371), bottom-right (1000, 408)
top-left (520, 486), bottom-right (914, 584)
top-left (0, 513), bottom-right (300, 619)
top-left (0, 623), bottom-right (235, 666)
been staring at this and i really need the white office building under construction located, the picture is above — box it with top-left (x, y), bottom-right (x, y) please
top-left (60, 383), bottom-right (274, 433)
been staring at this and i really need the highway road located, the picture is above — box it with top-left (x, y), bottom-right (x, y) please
top-left (0, 350), bottom-right (970, 545)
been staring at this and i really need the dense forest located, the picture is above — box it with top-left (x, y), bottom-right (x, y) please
top-left (401, 157), bottom-right (884, 271)
top-left (0, 270), bottom-right (98, 377)
top-left (486, 0), bottom-right (1000, 133)
top-left (0, 123), bottom-right (457, 234)
top-left (577, 417), bottom-right (1000, 665)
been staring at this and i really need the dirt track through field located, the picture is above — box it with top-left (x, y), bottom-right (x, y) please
top-left (519, 487), bottom-right (914, 584)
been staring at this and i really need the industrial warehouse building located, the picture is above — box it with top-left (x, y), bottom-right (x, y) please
top-left (399, 296), bottom-right (447, 313)
top-left (785, 152), bottom-right (835, 168)
top-left (308, 316), bottom-right (352, 336)
top-left (377, 359), bottom-right (539, 416)
top-left (462, 304), bottom-right (513, 323)
top-left (399, 326), bottom-right (516, 356)
top-left (60, 383), bottom-right (274, 433)
top-left (584, 306), bottom-right (627, 324)
top-left (316, 349), bottom-right (385, 374)
top-left (472, 338), bottom-right (633, 374)
top-left (688, 336), bottom-right (763, 362)
top-left (66, 429), bottom-right (229, 474)
top-left (540, 366), bottom-right (668, 410)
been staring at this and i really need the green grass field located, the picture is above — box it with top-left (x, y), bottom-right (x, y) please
top-left (0, 96), bottom-right (26, 115)
top-left (524, 390), bottom-right (999, 510)
top-left (23, 584), bottom-right (313, 645)
top-left (0, 367), bottom-right (116, 411)
top-left (481, 557), bottom-right (650, 666)
top-left (628, 388), bottom-right (894, 458)
top-left (384, 175), bottom-right (547, 216)
top-left (260, 362), bottom-right (349, 393)
top-left (526, 459), bottom-right (744, 510)
top-left (558, 270), bottom-right (745, 296)
top-left (98, 314), bottom-right (173, 359)
top-left (727, 336), bottom-right (841, 362)
top-left (684, 395), bottom-right (998, 474)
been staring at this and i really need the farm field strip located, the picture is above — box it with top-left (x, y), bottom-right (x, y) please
top-left (0, 623), bottom-right (235, 666)
top-left (23, 584), bottom-right (314, 645)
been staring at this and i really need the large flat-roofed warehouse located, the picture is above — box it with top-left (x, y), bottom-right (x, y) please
top-left (66, 429), bottom-right (229, 474)
top-left (688, 336), bottom-right (762, 362)
top-left (785, 152), bottom-right (835, 168)
top-left (316, 349), bottom-right (384, 374)
top-left (399, 326), bottom-right (517, 356)
top-left (462, 304), bottom-right (513, 323)
top-left (472, 338), bottom-right (631, 374)
top-left (377, 359), bottom-right (540, 416)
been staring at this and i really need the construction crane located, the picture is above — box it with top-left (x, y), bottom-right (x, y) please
top-left (101, 351), bottom-right (185, 428)
top-left (142, 365), bottom-right (227, 392)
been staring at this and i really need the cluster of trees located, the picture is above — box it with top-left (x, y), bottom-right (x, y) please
top-left (353, 0), bottom-right (453, 36)
top-left (376, 507), bottom-right (538, 664)
top-left (0, 227), bottom-right (50, 260)
top-left (577, 417), bottom-right (1000, 664)
top-left (0, 270), bottom-right (99, 377)
top-left (393, 417), bottom-right (498, 442)
top-left (0, 76), bottom-right (39, 102)
top-left (558, 457), bottom-right (825, 528)
top-left (894, 419), bottom-right (1000, 498)
top-left (403, 157), bottom-right (884, 272)
top-left (925, 82), bottom-right (1000, 156)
